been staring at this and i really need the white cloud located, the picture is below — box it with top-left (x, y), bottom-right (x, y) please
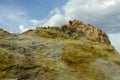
top-left (108, 33), bottom-right (120, 53)
top-left (0, 5), bottom-right (31, 33)
top-left (103, 0), bottom-right (116, 7)
top-left (31, 8), bottom-right (68, 27)
top-left (43, 12), bottom-right (67, 26)
top-left (0, 5), bottom-right (27, 23)
top-left (32, 0), bottom-right (120, 33)
top-left (8, 12), bottom-right (26, 21)
top-left (63, 0), bottom-right (119, 22)
top-left (1, 0), bottom-right (120, 33)
top-left (19, 25), bottom-right (29, 33)
top-left (30, 19), bottom-right (41, 26)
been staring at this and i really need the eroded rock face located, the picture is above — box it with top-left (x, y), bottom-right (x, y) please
top-left (62, 20), bottom-right (111, 45)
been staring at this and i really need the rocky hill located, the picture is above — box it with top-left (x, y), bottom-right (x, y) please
top-left (0, 20), bottom-right (120, 80)
top-left (23, 20), bottom-right (111, 45)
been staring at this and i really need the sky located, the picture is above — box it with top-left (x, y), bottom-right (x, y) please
top-left (0, 0), bottom-right (120, 52)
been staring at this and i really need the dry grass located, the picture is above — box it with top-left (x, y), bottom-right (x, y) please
top-left (0, 49), bottom-right (15, 78)
top-left (34, 50), bottom-right (58, 70)
top-left (23, 28), bottom-right (70, 39)
top-left (61, 39), bottom-right (117, 64)
top-left (0, 49), bottom-right (14, 70)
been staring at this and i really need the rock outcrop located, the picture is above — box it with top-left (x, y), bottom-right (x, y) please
top-left (23, 20), bottom-right (111, 45)
top-left (61, 20), bottom-right (111, 44)
top-left (0, 20), bottom-right (120, 80)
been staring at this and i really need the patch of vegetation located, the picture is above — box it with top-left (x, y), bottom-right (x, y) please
top-left (61, 41), bottom-right (117, 64)
top-left (0, 28), bottom-right (11, 36)
top-left (0, 49), bottom-right (15, 78)
top-left (61, 43), bottom-right (95, 63)
top-left (34, 50), bottom-right (58, 69)
top-left (30, 28), bottom-right (70, 39)
top-left (0, 49), bottom-right (14, 70)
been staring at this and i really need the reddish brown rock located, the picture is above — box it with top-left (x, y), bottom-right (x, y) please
top-left (64, 20), bottom-right (111, 45)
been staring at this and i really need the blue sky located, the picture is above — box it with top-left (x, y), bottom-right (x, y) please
top-left (0, 0), bottom-right (120, 52)
top-left (0, 0), bottom-right (67, 33)
top-left (0, 0), bottom-right (67, 18)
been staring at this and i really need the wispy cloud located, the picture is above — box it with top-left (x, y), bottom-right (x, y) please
top-left (108, 33), bottom-right (120, 53)
top-left (1, 0), bottom-right (120, 33)
top-left (29, 8), bottom-right (67, 27)
top-left (0, 5), bottom-right (30, 33)
top-left (19, 25), bottom-right (29, 33)
top-left (30, 19), bottom-right (41, 26)
top-left (33, 0), bottom-right (120, 33)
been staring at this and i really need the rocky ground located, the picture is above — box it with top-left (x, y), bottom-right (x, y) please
top-left (0, 20), bottom-right (120, 80)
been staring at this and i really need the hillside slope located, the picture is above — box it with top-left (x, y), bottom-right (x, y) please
top-left (0, 20), bottom-right (120, 80)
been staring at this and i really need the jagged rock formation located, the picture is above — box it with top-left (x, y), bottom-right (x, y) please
top-left (66, 20), bottom-right (111, 44)
top-left (0, 20), bottom-right (120, 80)
top-left (61, 20), bottom-right (111, 44)
top-left (23, 20), bottom-right (111, 45)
